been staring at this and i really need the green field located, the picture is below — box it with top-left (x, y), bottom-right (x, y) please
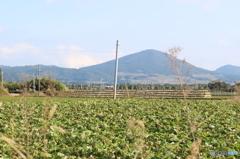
top-left (0, 98), bottom-right (239, 158)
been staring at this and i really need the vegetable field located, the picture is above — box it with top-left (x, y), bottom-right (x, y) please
top-left (0, 99), bottom-right (239, 158)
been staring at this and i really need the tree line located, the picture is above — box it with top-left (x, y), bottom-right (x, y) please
top-left (2, 77), bottom-right (68, 93)
top-left (65, 80), bottom-right (240, 92)
top-left (1, 71), bottom-right (240, 93)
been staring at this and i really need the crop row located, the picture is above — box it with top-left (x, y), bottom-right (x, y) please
top-left (0, 99), bottom-right (239, 158)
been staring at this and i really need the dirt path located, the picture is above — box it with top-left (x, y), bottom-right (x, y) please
top-left (9, 93), bottom-right (21, 97)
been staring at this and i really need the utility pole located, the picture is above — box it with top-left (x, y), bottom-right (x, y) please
top-left (38, 65), bottom-right (40, 96)
top-left (101, 78), bottom-right (103, 89)
top-left (33, 73), bottom-right (35, 92)
top-left (113, 40), bottom-right (119, 100)
top-left (32, 65), bottom-right (40, 95)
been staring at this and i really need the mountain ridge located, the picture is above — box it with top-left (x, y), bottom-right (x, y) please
top-left (215, 65), bottom-right (240, 76)
top-left (1, 49), bottom-right (240, 84)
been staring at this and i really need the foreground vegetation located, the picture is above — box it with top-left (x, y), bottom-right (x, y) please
top-left (0, 99), bottom-right (239, 158)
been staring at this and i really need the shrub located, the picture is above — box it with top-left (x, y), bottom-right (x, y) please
top-left (3, 78), bottom-right (68, 92)
top-left (3, 82), bottom-right (23, 93)
top-left (34, 77), bottom-right (68, 91)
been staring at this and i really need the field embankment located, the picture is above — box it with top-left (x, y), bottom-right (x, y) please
top-left (44, 89), bottom-right (211, 99)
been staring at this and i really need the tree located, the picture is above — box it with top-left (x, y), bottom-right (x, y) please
top-left (33, 77), bottom-right (68, 91)
top-left (3, 82), bottom-right (23, 93)
top-left (3, 78), bottom-right (68, 92)
top-left (208, 80), bottom-right (230, 92)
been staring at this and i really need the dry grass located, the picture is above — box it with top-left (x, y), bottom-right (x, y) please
top-left (0, 87), bottom-right (10, 96)
top-left (0, 135), bottom-right (27, 159)
top-left (126, 118), bottom-right (151, 159)
top-left (166, 47), bottom-right (193, 99)
top-left (164, 47), bottom-right (204, 158)
top-left (232, 96), bottom-right (240, 104)
top-left (163, 47), bottom-right (238, 159)
top-left (50, 126), bottom-right (66, 134)
top-left (186, 138), bottom-right (202, 159)
top-left (232, 85), bottom-right (240, 104)
top-left (48, 104), bottom-right (57, 120)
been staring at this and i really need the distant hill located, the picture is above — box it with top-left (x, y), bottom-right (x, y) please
top-left (1, 49), bottom-right (240, 84)
top-left (215, 65), bottom-right (240, 76)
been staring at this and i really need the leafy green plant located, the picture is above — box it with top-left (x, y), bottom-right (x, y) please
top-left (0, 99), bottom-right (239, 158)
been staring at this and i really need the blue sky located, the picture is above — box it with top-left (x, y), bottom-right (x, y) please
top-left (0, 0), bottom-right (239, 70)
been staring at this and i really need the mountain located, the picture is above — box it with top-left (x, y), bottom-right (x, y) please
top-left (1, 49), bottom-right (240, 84)
top-left (215, 65), bottom-right (240, 76)
top-left (78, 49), bottom-right (221, 83)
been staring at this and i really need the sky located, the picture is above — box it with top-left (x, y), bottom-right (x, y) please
top-left (0, 0), bottom-right (239, 70)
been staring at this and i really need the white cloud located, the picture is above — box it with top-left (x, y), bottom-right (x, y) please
top-left (56, 45), bottom-right (103, 68)
top-left (0, 43), bottom-right (35, 54)
top-left (65, 54), bottom-right (97, 68)
top-left (0, 43), bottom-right (102, 68)
top-left (57, 45), bottom-right (82, 51)
top-left (69, 45), bottom-right (82, 51)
